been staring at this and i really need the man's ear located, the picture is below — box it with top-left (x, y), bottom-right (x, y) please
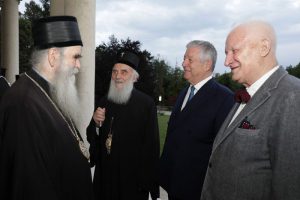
top-left (132, 73), bottom-right (138, 83)
top-left (260, 38), bottom-right (271, 57)
top-left (204, 59), bottom-right (213, 71)
top-left (48, 48), bottom-right (59, 68)
top-left (131, 69), bottom-right (139, 83)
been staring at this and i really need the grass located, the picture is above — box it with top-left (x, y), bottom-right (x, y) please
top-left (158, 114), bottom-right (170, 154)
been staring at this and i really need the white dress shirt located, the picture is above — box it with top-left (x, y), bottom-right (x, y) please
top-left (229, 66), bottom-right (279, 125)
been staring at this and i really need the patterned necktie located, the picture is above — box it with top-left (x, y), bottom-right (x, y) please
top-left (188, 86), bottom-right (195, 102)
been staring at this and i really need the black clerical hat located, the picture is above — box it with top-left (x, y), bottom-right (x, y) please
top-left (32, 16), bottom-right (83, 49)
top-left (117, 52), bottom-right (140, 70)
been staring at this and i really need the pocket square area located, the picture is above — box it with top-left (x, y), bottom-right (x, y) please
top-left (239, 117), bottom-right (256, 129)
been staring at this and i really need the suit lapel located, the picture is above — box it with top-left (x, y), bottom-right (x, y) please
top-left (181, 79), bottom-right (216, 115)
top-left (212, 67), bottom-right (288, 153)
top-left (212, 103), bottom-right (239, 146)
top-left (173, 87), bottom-right (188, 115)
top-left (171, 79), bottom-right (216, 126)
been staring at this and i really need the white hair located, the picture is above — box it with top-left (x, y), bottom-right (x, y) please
top-left (186, 40), bottom-right (217, 71)
top-left (107, 68), bottom-right (138, 104)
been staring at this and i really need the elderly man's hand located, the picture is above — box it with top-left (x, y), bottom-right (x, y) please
top-left (93, 107), bottom-right (106, 127)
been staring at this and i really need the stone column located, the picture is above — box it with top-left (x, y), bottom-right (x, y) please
top-left (50, 0), bottom-right (96, 145)
top-left (1, 0), bottom-right (19, 83)
top-left (50, 0), bottom-right (64, 15)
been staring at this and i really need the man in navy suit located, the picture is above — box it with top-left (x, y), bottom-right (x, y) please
top-left (159, 40), bottom-right (234, 200)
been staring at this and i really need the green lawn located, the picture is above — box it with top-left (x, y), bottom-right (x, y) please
top-left (158, 114), bottom-right (170, 154)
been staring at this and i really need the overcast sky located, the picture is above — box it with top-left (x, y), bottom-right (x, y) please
top-left (19, 0), bottom-right (300, 73)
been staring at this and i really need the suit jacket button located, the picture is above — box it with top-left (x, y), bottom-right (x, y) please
top-left (208, 162), bottom-right (212, 168)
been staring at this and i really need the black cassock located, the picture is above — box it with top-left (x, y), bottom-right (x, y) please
top-left (0, 76), bottom-right (10, 101)
top-left (87, 89), bottom-right (160, 200)
top-left (0, 70), bottom-right (93, 200)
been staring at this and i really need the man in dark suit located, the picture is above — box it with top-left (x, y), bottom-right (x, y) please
top-left (201, 20), bottom-right (300, 200)
top-left (159, 40), bottom-right (234, 200)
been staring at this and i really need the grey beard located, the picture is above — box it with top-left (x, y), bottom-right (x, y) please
top-left (50, 66), bottom-right (81, 129)
top-left (107, 79), bottom-right (134, 104)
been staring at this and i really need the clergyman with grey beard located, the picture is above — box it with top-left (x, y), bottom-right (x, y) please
top-left (0, 16), bottom-right (93, 200)
top-left (86, 51), bottom-right (160, 200)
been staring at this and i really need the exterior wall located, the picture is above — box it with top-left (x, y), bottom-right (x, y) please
top-left (1, 0), bottom-right (19, 83)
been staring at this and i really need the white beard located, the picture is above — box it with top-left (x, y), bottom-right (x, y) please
top-left (50, 63), bottom-right (81, 129)
top-left (107, 78), bottom-right (134, 104)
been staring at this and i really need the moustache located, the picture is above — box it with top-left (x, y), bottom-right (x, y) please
top-left (114, 79), bottom-right (124, 84)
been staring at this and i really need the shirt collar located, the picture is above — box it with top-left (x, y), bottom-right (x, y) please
top-left (246, 66), bottom-right (279, 97)
top-left (192, 75), bottom-right (213, 92)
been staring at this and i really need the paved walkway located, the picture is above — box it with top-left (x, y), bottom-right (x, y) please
top-left (158, 110), bottom-right (171, 115)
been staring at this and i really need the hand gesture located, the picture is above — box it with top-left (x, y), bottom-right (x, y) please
top-left (93, 107), bottom-right (106, 127)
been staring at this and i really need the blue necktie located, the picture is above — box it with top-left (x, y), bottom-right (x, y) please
top-left (188, 86), bottom-right (195, 102)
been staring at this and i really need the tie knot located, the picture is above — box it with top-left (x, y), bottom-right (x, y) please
top-left (190, 86), bottom-right (195, 93)
top-left (188, 86), bottom-right (195, 102)
top-left (234, 89), bottom-right (251, 103)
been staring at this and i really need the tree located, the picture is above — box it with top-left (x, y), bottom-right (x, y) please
top-left (23, 0), bottom-right (49, 22)
top-left (215, 72), bottom-right (243, 91)
top-left (166, 67), bottom-right (186, 106)
top-left (19, 0), bottom-right (49, 73)
top-left (286, 62), bottom-right (300, 78)
top-left (19, 17), bottom-right (33, 73)
top-left (152, 57), bottom-right (168, 104)
top-left (152, 57), bottom-right (186, 106)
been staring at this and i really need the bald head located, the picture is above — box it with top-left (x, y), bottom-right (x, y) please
top-left (224, 20), bottom-right (278, 87)
top-left (230, 20), bottom-right (277, 53)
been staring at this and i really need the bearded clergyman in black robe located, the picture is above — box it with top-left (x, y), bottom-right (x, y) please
top-left (87, 52), bottom-right (160, 200)
top-left (0, 16), bottom-right (93, 200)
